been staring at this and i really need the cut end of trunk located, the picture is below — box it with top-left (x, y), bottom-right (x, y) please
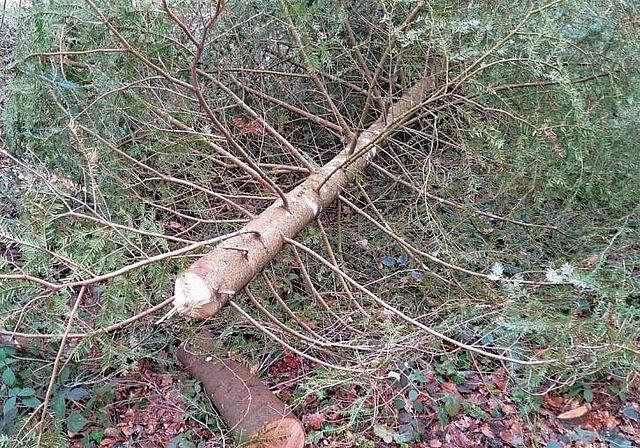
top-left (173, 272), bottom-right (212, 316)
top-left (245, 417), bottom-right (306, 448)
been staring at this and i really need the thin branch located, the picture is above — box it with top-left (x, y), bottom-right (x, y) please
top-left (449, 0), bottom-right (565, 91)
top-left (349, 2), bottom-right (424, 154)
top-left (279, 0), bottom-right (353, 140)
top-left (344, 18), bottom-right (386, 113)
top-left (141, 199), bottom-right (249, 225)
top-left (1, 296), bottom-right (174, 341)
top-left (161, 0), bottom-right (198, 46)
top-left (200, 70), bottom-right (315, 171)
top-left (77, 124), bottom-right (255, 218)
top-left (58, 211), bottom-right (196, 244)
top-left (36, 285), bottom-right (87, 443)
top-left (289, 244), bottom-right (364, 332)
top-left (23, 48), bottom-right (126, 59)
top-left (65, 229), bottom-right (257, 290)
top-left (84, 0), bottom-right (194, 91)
top-left (315, 217), bottom-right (365, 314)
top-left (259, 271), bottom-right (325, 338)
top-left (285, 238), bottom-right (554, 366)
top-left (230, 299), bottom-right (367, 372)
top-left (340, 195), bottom-right (567, 287)
top-left (370, 162), bottom-right (558, 230)
top-left (489, 70), bottom-right (615, 94)
top-left (138, 97), bottom-right (286, 210)
top-left (0, 274), bottom-right (61, 290)
top-left (221, 70), bottom-right (343, 134)
top-left (175, 1), bottom-right (290, 209)
top-left (244, 287), bottom-right (370, 351)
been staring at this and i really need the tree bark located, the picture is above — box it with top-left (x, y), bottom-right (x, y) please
top-left (173, 71), bottom-right (437, 319)
top-left (176, 332), bottom-right (305, 448)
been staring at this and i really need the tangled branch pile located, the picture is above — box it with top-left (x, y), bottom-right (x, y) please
top-left (0, 0), bottom-right (639, 442)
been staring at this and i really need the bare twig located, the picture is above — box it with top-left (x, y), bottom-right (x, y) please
top-left (285, 238), bottom-right (554, 365)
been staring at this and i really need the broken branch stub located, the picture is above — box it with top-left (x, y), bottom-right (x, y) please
top-left (173, 73), bottom-right (436, 318)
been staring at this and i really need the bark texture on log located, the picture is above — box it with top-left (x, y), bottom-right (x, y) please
top-left (173, 71), bottom-right (437, 318)
top-left (177, 333), bottom-right (305, 448)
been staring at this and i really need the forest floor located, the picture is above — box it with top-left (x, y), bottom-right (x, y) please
top-left (59, 355), bottom-right (640, 447)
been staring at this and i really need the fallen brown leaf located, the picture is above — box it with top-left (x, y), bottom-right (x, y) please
top-left (558, 404), bottom-right (590, 422)
top-left (304, 411), bottom-right (326, 430)
top-left (480, 423), bottom-right (494, 439)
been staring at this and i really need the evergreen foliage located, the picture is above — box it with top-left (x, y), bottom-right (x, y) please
top-left (0, 0), bottom-right (638, 444)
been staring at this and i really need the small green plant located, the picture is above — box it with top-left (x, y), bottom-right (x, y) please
top-left (0, 347), bottom-right (42, 435)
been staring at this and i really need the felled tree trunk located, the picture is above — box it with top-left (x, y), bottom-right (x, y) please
top-left (173, 72), bottom-right (436, 319)
top-left (177, 333), bottom-right (305, 448)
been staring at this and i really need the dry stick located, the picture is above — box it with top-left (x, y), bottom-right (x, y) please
top-left (14, 230), bottom-right (255, 297)
top-left (314, 218), bottom-right (366, 315)
top-left (285, 238), bottom-right (553, 366)
top-left (5, 294), bottom-right (56, 346)
top-left (67, 75), bottom-right (193, 128)
top-left (1, 296), bottom-right (174, 341)
top-left (340, 195), bottom-right (569, 287)
top-left (230, 299), bottom-right (367, 373)
top-left (24, 48), bottom-right (126, 59)
top-left (451, 92), bottom-right (538, 130)
top-left (355, 181), bottom-right (393, 232)
top-left (58, 121), bottom-right (156, 261)
top-left (223, 67), bottom-right (312, 79)
top-left (353, 178), bottom-right (452, 281)
top-left (0, 152), bottom-right (101, 278)
top-left (45, 92), bottom-right (109, 216)
top-left (258, 163), bottom-right (309, 174)
top-left (68, 121), bottom-right (102, 214)
top-left (221, 71), bottom-right (343, 134)
top-left (464, 57), bottom-right (564, 83)
top-left (35, 285), bottom-right (87, 443)
top-left (202, 72), bottom-right (315, 172)
top-left (77, 124), bottom-right (255, 219)
top-left (279, 0), bottom-right (353, 140)
top-left (371, 162), bottom-right (558, 230)
top-left (172, 76), bottom-right (435, 318)
top-left (6, 231), bottom-right (238, 341)
top-left (336, 201), bottom-right (344, 257)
